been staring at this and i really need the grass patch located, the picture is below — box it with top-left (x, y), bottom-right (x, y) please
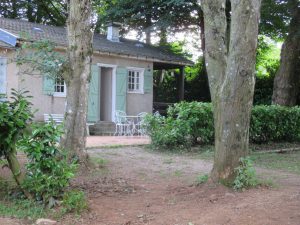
top-left (193, 144), bottom-right (300, 174)
top-left (0, 198), bottom-right (46, 220)
top-left (174, 170), bottom-right (183, 177)
top-left (61, 190), bottom-right (88, 215)
top-left (90, 157), bottom-right (109, 168)
top-left (195, 174), bottom-right (209, 185)
top-left (250, 151), bottom-right (300, 174)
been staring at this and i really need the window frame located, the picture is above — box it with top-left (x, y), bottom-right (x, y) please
top-left (53, 76), bottom-right (67, 97)
top-left (126, 67), bottom-right (144, 94)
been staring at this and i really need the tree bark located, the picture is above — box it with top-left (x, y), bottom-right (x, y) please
top-left (202, 0), bottom-right (261, 183)
top-left (60, 0), bottom-right (93, 164)
top-left (145, 14), bottom-right (152, 44)
top-left (6, 146), bottom-right (32, 199)
top-left (272, 2), bottom-right (300, 106)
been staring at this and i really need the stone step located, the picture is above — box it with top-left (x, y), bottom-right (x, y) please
top-left (89, 121), bottom-right (116, 136)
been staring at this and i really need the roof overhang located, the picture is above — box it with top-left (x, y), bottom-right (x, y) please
top-left (93, 50), bottom-right (193, 67)
top-left (0, 28), bottom-right (18, 47)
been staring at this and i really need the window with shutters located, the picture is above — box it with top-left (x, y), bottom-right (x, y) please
top-left (127, 68), bottom-right (144, 93)
top-left (54, 76), bottom-right (66, 97)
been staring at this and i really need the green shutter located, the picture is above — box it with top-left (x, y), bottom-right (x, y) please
top-left (116, 67), bottom-right (127, 112)
top-left (87, 65), bottom-right (100, 122)
top-left (0, 58), bottom-right (7, 94)
top-left (43, 74), bottom-right (55, 95)
top-left (144, 68), bottom-right (153, 93)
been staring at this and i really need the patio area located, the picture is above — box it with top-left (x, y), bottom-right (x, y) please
top-left (86, 136), bottom-right (151, 148)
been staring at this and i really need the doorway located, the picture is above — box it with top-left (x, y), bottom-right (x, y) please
top-left (100, 67), bottom-right (113, 121)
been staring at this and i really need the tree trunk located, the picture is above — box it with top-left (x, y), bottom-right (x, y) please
top-left (60, 0), bottom-right (93, 164)
top-left (272, 3), bottom-right (300, 106)
top-left (145, 14), bottom-right (152, 44)
top-left (6, 146), bottom-right (32, 198)
top-left (202, 0), bottom-right (261, 183)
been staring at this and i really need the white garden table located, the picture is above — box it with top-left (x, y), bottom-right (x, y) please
top-left (119, 115), bottom-right (139, 136)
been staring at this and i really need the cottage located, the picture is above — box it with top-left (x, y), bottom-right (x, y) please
top-left (0, 18), bottom-right (192, 126)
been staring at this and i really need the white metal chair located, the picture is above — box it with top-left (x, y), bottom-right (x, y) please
top-left (136, 112), bottom-right (148, 136)
top-left (114, 110), bottom-right (133, 136)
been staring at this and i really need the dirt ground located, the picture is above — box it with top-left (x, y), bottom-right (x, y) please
top-left (2, 146), bottom-right (300, 225)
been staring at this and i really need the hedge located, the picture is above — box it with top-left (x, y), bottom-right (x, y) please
top-left (145, 102), bottom-right (300, 148)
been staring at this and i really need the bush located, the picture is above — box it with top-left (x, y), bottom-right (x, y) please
top-left (145, 102), bottom-right (300, 148)
top-left (233, 157), bottom-right (258, 190)
top-left (145, 113), bottom-right (191, 149)
top-left (145, 102), bottom-right (213, 148)
top-left (19, 121), bottom-right (77, 205)
top-left (0, 89), bottom-right (33, 197)
top-left (250, 105), bottom-right (300, 143)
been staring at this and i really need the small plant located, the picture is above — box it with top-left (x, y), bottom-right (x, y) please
top-left (61, 190), bottom-right (87, 214)
top-left (195, 174), bottom-right (209, 185)
top-left (233, 157), bottom-right (258, 191)
top-left (91, 157), bottom-right (108, 168)
top-left (19, 121), bottom-right (78, 205)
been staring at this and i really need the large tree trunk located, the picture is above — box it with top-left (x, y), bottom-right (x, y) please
top-left (60, 0), bottom-right (93, 164)
top-left (272, 2), bottom-right (300, 106)
top-left (202, 0), bottom-right (261, 183)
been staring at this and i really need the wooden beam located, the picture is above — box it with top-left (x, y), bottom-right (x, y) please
top-left (178, 66), bottom-right (185, 101)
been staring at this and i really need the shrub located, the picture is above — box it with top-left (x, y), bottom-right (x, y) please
top-left (168, 102), bottom-right (214, 144)
top-left (250, 105), bottom-right (300, 143)
top-left (0, 89), bottom-right (33, 196)
top-left (233, 157), bottom-right (258, 190)
top-left (144, 113), bottom-right (190, 149)
top-left (19, 121), bottom-right (77, 205)
top-left (145, 102), bottom-right (300, 149)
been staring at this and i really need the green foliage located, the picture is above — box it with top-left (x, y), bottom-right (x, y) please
top-left (0, 89), bottom-right (33, 158)
top-left (253, 76), bottom-right (275, 105)
top-left (256, 36), bottom-right (280, 78)
top-left (15, 39), bottom-right (66, 82)
top-left (95, 0), bottom-right (199, 37)
top-left (146, 102), bottom-right (300, 149)
top-left (260, 0), bottom-right (293, 40)
top-left (250, 105), bottom-right (300, 143)
top-left (154, 57), bottom-right (210, 104)
top-left (253, 36), bottom-right (280, 105)
top-left (145, 102), bottom-right (213, 149)
top-left (19, 122), bottom-right (77, 204)
top-left (0, 0), bottom-right (67, 26)
top-left (91, 157), bottom-right (109, 168)
top-left (144, 112), bottom-right (192, 149)
top-left (195, 174), bottom-right (208, 185)
top-left (167, 102), bottom-right (214, 143)
top-left (61, 190), bottom-right (87, 214)
top-left (0, 198), bottom-right (45, 220)
top-left (233, 157), bottom-right (258, 191)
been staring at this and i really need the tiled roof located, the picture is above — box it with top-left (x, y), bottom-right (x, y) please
top-left (0, 18), bottom-right (193, 66)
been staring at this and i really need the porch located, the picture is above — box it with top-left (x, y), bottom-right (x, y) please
top-left (86, 135), bottom-right (150, 148)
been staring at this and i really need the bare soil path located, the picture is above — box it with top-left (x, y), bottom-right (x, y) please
top-left (1, 146), bottom-right (300, 225)
top-left (66, 147), bottom-right (300, 225)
